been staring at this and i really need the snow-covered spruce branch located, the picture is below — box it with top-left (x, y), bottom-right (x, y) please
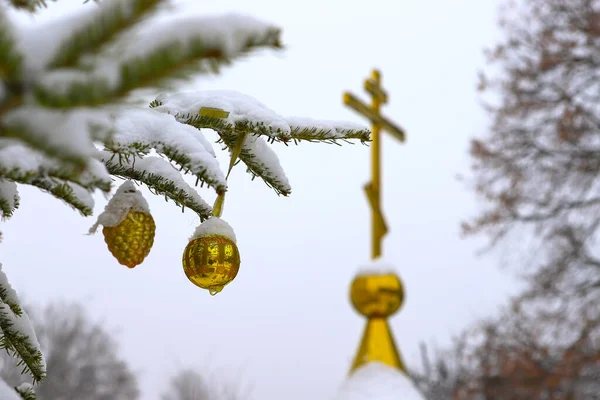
top-left (0, 1), bottom-right (371, 391)
top-left (152, 90), bottom-right (370, 195)
top-left (0, 141), bottom-right (110, 215)
top-left (0, 265), bottom-right (45, 384)
top-left (169, 115), bottom-right (369, 194)
top-left (0, 2), bottom-right (370, 225)
top-left (0, 9), bottom-right (22, 86)
top-left (178, 114), bottom-right (371, 144)
top-left (104, 108), bottom-right (226, 194)
top-left (0, 173), bottom-right (99, 217)
top-left (286, 117), bottom-right (371, 144)
top-left (102, 151), bottom-right (213, 219)
top-left (0, 379), bottom-right (32, 400)
top-left (47, 0), bottom-right (166, 69)
top-left (14, 383), bottom-right (35, 400)
top-left (217, 132), bottom-right (291, 195)
top-left (28, 178), bottom-right (95, 216)
top-left (0, 140), bottom-right (111, 191)
top-left (32, 12), bottom-right (282, 108)
top-left (0, 180), bottom-right (19, 219)
top-left (6, 0), bottom-right (51, 13)
top-left (1, 107), bottom-right (114, 167)
top-left (153, 91), bottom-right (371, 144)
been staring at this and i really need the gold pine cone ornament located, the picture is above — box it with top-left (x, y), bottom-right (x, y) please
top-left (89, 181), bottom-right (155, 268)
top-left (182, 217), bottom-right (240, 295)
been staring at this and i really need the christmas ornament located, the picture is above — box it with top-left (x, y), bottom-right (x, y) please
top-left (89, 181), bottom-right (155, 268)
top-left (350, 272), bottom-right (404, 318)
top-left (182, 216), bottom-right (240, 295)
top-left (182, 114), bottom-right (243, 295)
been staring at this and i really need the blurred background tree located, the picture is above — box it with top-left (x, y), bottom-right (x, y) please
top-left (413, 0), bottom-right (600, 398)
top-left (412, 293), bottom-right (600, 399)
top-left (162, 370), bottom-right (210, 400)
top-left (464, 0), bottom-right (600, 306)
top-left (162, 367), bottom-right (250, 400)
top-left (0, 302), bottom-right (139, 400)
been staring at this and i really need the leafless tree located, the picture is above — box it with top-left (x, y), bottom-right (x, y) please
top-left (417, 2), bottom-right (600, 397)
top-left (464, 0), bottom-right (600, 305)
top-left (162, 367), bottom-right (252, 400)
top-left (162, 370), bottom-right (211, 400)
top-left (412, 295), bottom-right (600, 400)
top-left (0, 302), bottom-right (139, 400)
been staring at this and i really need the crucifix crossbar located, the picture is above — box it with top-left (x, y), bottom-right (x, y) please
top-left (343, 69), bottom-right (406, 260)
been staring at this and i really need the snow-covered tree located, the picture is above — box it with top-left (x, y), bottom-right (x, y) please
top-left (0, 302), bottom-right (138, 400)
top-left (0, 0), bottom-right (370, 398)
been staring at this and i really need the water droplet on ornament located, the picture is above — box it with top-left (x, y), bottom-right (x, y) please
top-left (209, 286), bottom-right (224, 296)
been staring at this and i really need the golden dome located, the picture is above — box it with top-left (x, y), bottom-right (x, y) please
top-left (350, 272), bottom-right (404, 318)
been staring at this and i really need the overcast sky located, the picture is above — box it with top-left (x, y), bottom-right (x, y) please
top-left (4, 1), bottom-right (521, 399)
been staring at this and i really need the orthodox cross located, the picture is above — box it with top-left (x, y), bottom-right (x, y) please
top-left (343, 69), bottom-right (406, 259)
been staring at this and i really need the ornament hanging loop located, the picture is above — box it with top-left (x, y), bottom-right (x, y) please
top-left (226, 131), bottom-right (247, 179)
top-left (211, 130), bottom-right (247, 218)
top-left (212, 192), bottom-right (225, 218)
top-left (131, 153), bottom-right (136, 175)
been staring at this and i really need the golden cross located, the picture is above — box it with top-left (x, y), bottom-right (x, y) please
top-left (343, 69), bottom-right (406, 259)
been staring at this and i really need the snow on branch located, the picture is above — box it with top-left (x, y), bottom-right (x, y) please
top-left (220, 133), bottom-right (291, 195)
top-left (0, 180), bottom-right (19, 219)
top-left (105, 108), bottom-right (226, 192)
top-left (0, 378), bottom-right (21, 400)
top-left (0, 264), bottom-right (46, 383)
top-left (0, 142), bottom-right (107, 215)
top-left (14, 383), bottom-right (35, 400)
top-left (29, 12), bottom-right (282, 107)
top-left (0, 9), bottom-right (23, 84)
top-left (30, 178), bottom-right (95, 216)
top-left (153, 90), bottom-right (371, 143)
top-left (0, 107), bottom-right (113, 166)
top-left (48, 0), bottom-right (166, 69)
top-left (0, 379), bottom-right (35, 400)
top-left (16, 0), bottom-right (165, 72)
top-left (151, 90), bottom-right (370, 195)
top-left (0, 141), bottom-right (111, 191)
top-left (286, 117), bottom-right (371, 143)
top-left (7, 0), bottom-right (50, 13)
top-left (127, 13), bottom-right (282, 60)
top-left (242, 135), bottom-right (290, 195)
top-left (112, 12), bottom-right (281, 90)
top-left (101, 151), bottom-right (213, 219)
top-left (153, 90), bottom-right (291, 138)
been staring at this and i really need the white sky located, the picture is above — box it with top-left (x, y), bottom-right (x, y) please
top-left (3, 1), bottom-right (521, 399)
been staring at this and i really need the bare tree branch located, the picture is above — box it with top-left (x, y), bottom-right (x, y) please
top-left (162, 366), bottom-right (252, 400)
top-left (412, 293), bottom-right (600, 399)
top-left (465, 0), bottom-right (600, 304)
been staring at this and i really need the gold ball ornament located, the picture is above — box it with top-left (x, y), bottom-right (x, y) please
top-left (102, 211), bottom-right (155, 268)
top-left (350, 272), bottom-right (404, 318)
top-left (182, 218), bottom-right (240, 295)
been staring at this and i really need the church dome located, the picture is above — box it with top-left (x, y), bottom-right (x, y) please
top-left (334, 362), bottom-right (426, 400)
